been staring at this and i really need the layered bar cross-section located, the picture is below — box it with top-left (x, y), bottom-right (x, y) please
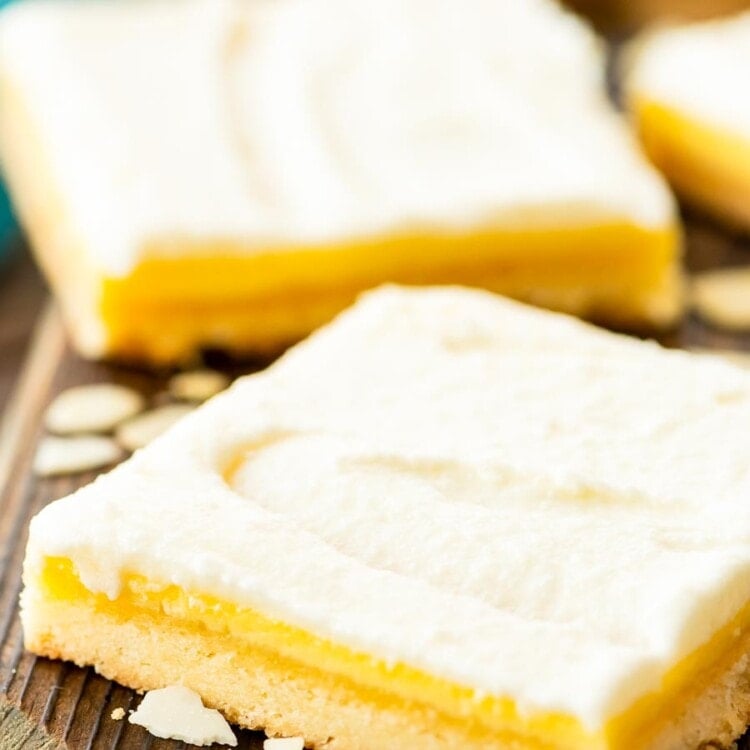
top-left (21, 286), bottom-right (750, 749)
top-left (0, 0), bottom-right (680, 363)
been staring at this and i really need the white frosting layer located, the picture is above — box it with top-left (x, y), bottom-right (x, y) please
top-left (25, 286), bottom-right (750, 729)
top-left (0, 0), bottom-right (673, 276)
top-left (628, 12), bottom-right (750, 137)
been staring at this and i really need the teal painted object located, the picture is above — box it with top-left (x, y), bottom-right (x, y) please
top-left (0, 0), bottom-right (17, 257)
top-left (0, 184), bottom-right (14, 249)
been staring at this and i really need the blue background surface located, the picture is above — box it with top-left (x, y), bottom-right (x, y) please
top-left (0, 185), bottom-right (13, 249)
top-left (0, 0), bottom-right (18, 252)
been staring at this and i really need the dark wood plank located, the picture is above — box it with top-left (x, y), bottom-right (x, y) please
top-left (1, 210), bottom-right (750, 748)
top-left (0, 246), bottom-right (46, 413)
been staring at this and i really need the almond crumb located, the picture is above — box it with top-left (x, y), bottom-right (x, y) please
top-left (169, 369), bottom-right (230, 403)
top-left (115, 404), bottom-right (194, 451)
top-left (691, 267), bottom-right (750, 330)
top-left (110, 707), bottom-right (126, 721)
top-left (129, 685), bottom-right (236, 746)
top-left (33, 435), bottom-right (124, 477)
top-left (45, 384), bottom-right (145, 435)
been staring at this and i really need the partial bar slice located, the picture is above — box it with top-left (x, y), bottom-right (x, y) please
top-left (625, 12), bottom-right (750, 229)
top-left (21, 286), bottom-right (750, 749)
top-left (0, 0), bottom-right (680, 363)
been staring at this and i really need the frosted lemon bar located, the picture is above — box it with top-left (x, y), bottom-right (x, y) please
top-left (0, 0), bottom-right (680, 364)
top-left (22, 286), bottom-right (750, 749)
top-left (626, 13), bottom-right (750, 229)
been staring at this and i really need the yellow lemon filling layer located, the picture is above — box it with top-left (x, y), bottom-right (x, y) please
top-left (633, 98), bottom-right (750, 227)
top-left (100, 221), bottom-right (680, 363)
top-left (38, 556), bottom-right (750, 749)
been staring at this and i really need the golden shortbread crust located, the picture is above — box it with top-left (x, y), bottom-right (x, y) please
top-left (21, 588), bottom-right (750, 750)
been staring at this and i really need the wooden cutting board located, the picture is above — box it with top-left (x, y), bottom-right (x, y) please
top-left (0, 307), bottom-right (267, 749)
top-left (2, 209), bottom-right (750, 749)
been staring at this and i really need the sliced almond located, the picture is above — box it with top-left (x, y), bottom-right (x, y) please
top-left (264, 739), bottom-right (305, 750)
top-left (34, 435), bottom-right (124, 477)
top-left (129, 685), bottom-right (237, 746)
top-left (45, 384), bottom-right (145, 435)
top-left (115, 404), bottom-right (194, 451)
top-left (168, 369), bottom-right (230, 403)
top-left (691, 268), bottom-right (750, 330)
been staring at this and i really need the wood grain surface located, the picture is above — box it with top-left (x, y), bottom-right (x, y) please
top-left (2, 209), bottom-right (750, 749)
top-left (0, 246), bottom-right (45, 412)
